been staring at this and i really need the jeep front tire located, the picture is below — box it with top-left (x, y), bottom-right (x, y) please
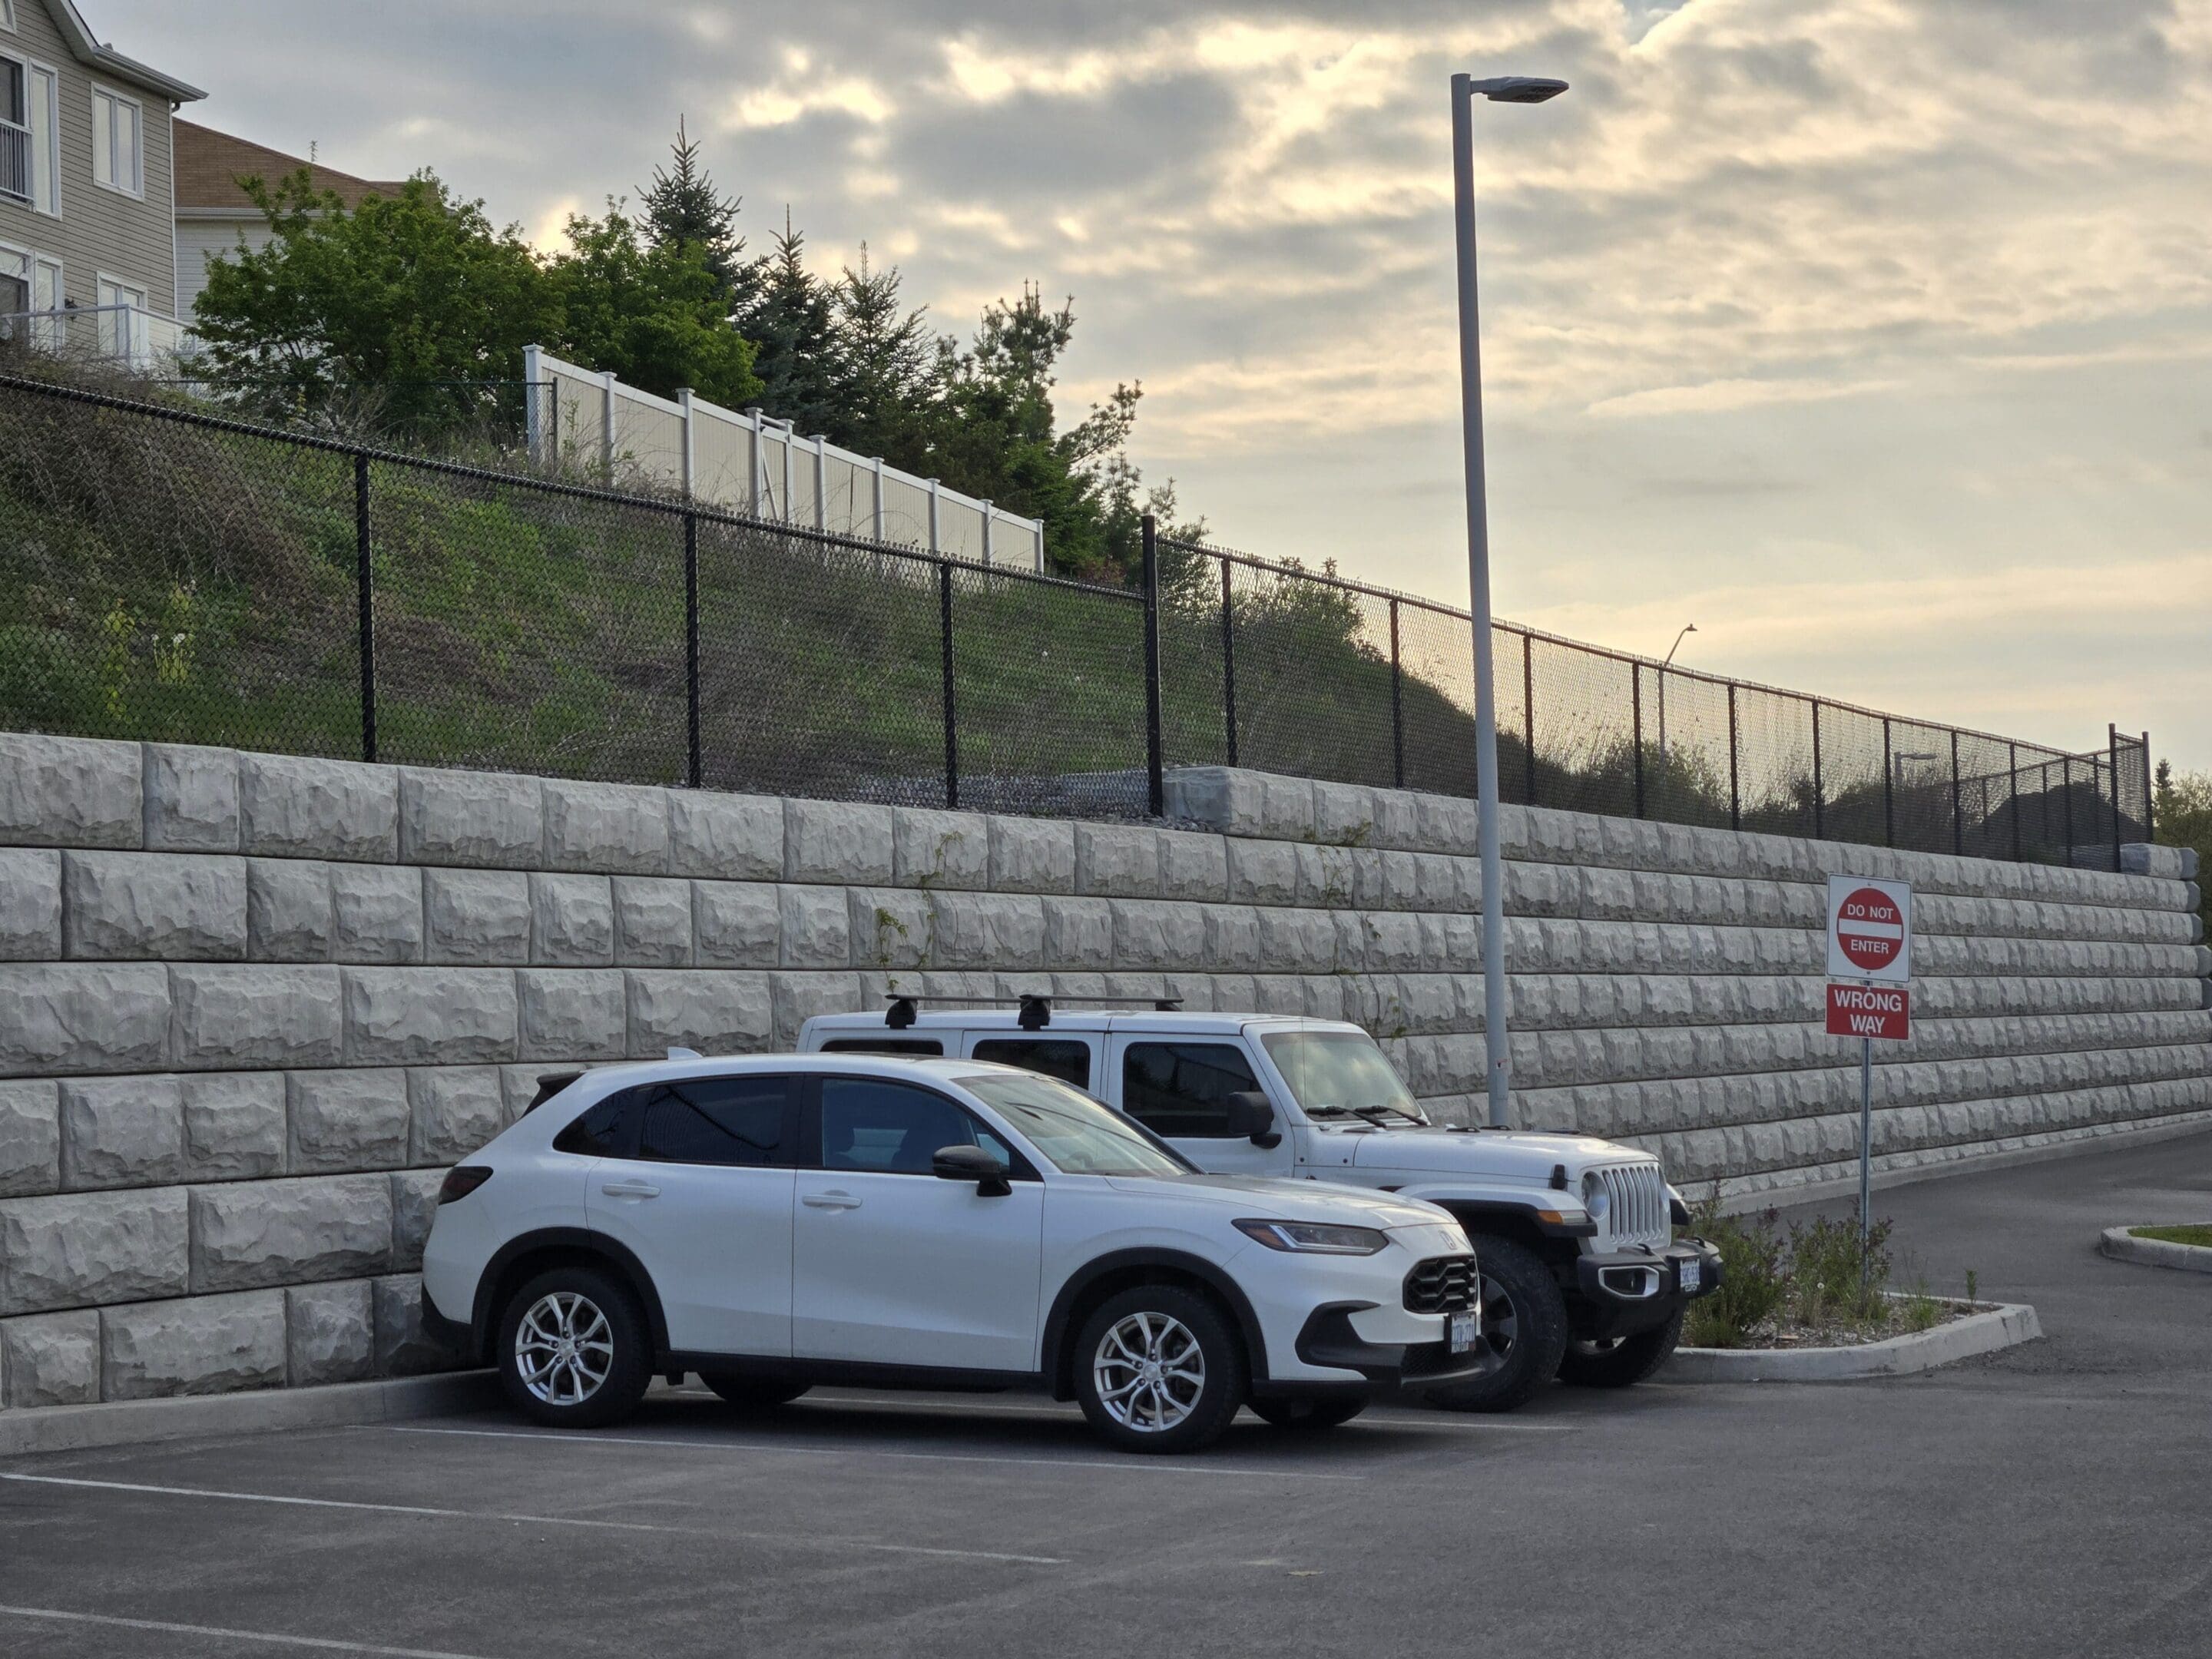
top-left (1420, 1236), bottom-right (1568, 1414)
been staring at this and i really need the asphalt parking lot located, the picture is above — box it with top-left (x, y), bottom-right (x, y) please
top-left (3, 1134), bottom-right (2209, 1659)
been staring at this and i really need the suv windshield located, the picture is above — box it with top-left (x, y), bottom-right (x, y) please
top-left (956, 1071), bottom-right (1196, 1177)
top-left (1261, 1031), bottom-right (1429, 1126)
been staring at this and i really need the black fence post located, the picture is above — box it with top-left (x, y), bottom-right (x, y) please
top-left (1630, 662), bottom-right (1646, 819)
top-left (354, 452), bottom-right (376, 763)
top-left (1522, 632), bottom-right (1536, 806)
top-left (1727, 682), bottom-right (1740, 833)
top-left (1141, 515), bottom-right (1165, 819)
top-left (2143, 730), bottom-right (2154, 842)
top-left (1389, 598), bottom-right (1405, 790)
top-left (1950, 729), bottom-right (1963, 856)
top-left (1810, 697), bottom-right (1824, 837)
top-left (2109, 722), bottom-right (2122, 871)
top-left (2008, 743), bottom-right (2022, 861)
top-left (2061, 755), bottom-right (2075, 866)
top-left (1219, 557), bottom-right (1238, 769)
top-left (1882, 718), bottom-right (1894, 847)
top-left (683, 511), bottom-right (702, 789)
top-left (939, 562), bottom-right (958, 810)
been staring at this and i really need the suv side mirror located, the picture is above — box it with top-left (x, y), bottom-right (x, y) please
top-left (1222, 1091), bottom-right (1281, 1150)
top-left (932, 1144), bottom-right (1012, 1197)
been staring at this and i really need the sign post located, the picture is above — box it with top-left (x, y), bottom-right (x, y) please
top-left (1826, 875), bottom-right (1913, 1280)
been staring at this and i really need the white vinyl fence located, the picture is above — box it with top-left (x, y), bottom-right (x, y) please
top-left (523, 345), bottom-right (1045, 571)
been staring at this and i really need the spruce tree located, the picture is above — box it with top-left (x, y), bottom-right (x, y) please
top-left (829, 243), bottom-right (942, 467)
top-left (639, 117), bottom-right (745, 305)
top-left (739, 211), bottom-right (842, 432)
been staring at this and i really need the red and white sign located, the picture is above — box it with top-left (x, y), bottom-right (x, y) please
top-left (1826, 982), bottom-right (1911, 1041)
top-left (1826, 874), bottom-right (1912, 984)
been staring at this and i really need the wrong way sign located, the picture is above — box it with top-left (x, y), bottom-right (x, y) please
top-left (1826, 982), bottom-right (1910, 1041)
top-left (1826, 874), bottom-right (1912, 983)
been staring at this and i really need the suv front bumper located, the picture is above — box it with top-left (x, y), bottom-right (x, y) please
top-left (1568, 1239), bottom-right (1724, 1342)
top-left (1258, 1303), bottom-right (1496, 1399)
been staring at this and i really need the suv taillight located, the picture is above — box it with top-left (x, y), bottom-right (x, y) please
top-left (438, 1166), bottom-right (492, 1204)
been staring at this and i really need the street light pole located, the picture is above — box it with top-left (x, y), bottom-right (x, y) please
top-left (1659, 623), bottom-right (1696, 757)
top-left (1452, 71), bottom-right (1567, 1130)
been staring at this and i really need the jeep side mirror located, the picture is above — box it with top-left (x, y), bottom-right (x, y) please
top-left (1223, 1091), bottom-right (1281, 1150)
top-left (932, 1144), bottom-right (1012, 1197)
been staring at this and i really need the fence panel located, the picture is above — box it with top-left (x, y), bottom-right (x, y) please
top-left (1816, 702), bottom-right (1887, 847)
top-left (1529, 636), bottom-right (1636, 819)
top-left (1646, 666), bottom-right (1733, 830)
top-left (1733, 687), bottom-right (1818, 839)
top-left (1220, 555), bottom-right (1399, 790)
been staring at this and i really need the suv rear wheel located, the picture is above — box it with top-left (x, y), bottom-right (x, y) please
top-left (1073, 1286), bottom-right (1245, 1454)
top-left (1421, 1236), bottom-right (1568, 1414)
top-left (497, 1266), bottom-right (653, 1429)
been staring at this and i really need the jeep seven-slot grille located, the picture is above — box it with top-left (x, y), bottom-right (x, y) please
top-left (1594, 1163), bottom-right (1669, 1250)
top-left (1403, 1255), bottom-right (1479, 1315)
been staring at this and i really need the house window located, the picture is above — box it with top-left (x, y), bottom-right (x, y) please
top-left (91, 84), bottom-right (142, 197)
top-left (3, 51), bottom-right (58, 212)
top-left (0, 2), bottom-right (16, 31)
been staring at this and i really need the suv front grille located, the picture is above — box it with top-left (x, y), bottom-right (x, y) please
top-left (1404, 1254), bottom-right (1478, 1315)
top-left (1594, 1162), bottom-right (1669, 1249)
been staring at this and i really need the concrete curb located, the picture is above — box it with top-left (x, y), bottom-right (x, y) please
top-left (2099, 1226), bottom-right (2212, 1275)
top-left (0, 1370), bottom-right (498, 1459)
top-left (1663, 1301), bottom-right (2041, 1382)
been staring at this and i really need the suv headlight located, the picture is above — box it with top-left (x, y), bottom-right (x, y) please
top-left (1233, 1219), bottom-right (1389, 1256)
top-left (1579, 1173), bottom-right (1611, 1226)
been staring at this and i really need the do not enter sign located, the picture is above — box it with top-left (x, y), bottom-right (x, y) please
top-left (1826, 874), bottom-right (1912, 984)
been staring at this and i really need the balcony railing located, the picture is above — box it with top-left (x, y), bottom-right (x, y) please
top-left (0, 303), bottom-right (198, 373)
top-left (0, 122), bottom-right (29, 201)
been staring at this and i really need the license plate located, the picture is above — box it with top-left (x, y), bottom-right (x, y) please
top-left (1680, 1258), bottom-right (1702, 1295)
top-left (1446, 1310), bottom-right (1479, 1353)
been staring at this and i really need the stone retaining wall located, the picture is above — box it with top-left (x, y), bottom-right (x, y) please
top-left (1, 734), bottom-right (2204, 1411)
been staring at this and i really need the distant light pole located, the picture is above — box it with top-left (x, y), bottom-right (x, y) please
top-left (1452, 71), bottom-right (1568, 1130)
top-left (1657, 624), bottom-right (1697, 757)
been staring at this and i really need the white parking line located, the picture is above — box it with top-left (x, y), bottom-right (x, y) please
top-left (0, 1603), bottom-right (488, 1657)
top-left (392, 1423), bottom-right (1367, 1479)
top-left (0, 1472), bottom-right (1064, 1565)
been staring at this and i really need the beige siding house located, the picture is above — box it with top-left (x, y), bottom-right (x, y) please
top-left (0, 0), bottom-right (200, 353)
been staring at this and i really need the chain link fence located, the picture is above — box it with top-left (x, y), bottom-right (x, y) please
top-left (0, 371), bottom-right (2154, 867)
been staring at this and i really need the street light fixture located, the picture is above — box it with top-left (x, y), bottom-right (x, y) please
top-left (1452, 70), bottom-right (1568, 1130)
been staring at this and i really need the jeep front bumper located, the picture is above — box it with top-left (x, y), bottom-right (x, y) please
top-left (1568, 1239), bottom-right (1724, 1342)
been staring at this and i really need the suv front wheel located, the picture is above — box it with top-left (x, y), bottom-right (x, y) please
top-left (1073, 1286), bottom-right (1246, 1454)
top-left (497, 1265), bottom-right (653, 1429)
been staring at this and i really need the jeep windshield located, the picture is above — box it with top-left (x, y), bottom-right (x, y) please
top-left (1261, 1031), bottom-right (1429, 1128)
top-left (957, 1071), bottom-right (1197, 1177)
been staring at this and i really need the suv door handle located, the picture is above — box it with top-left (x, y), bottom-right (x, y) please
top-left (801, 1190), bottom-right (862, 1210)
top-left (600, 1180), bottom-right (661, 1199)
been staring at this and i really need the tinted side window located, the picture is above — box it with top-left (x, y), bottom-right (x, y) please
top-left (820, 1038), bottom-right (945, 1056)
top-left (819, 1078), bottom-right (980, 1175)
top-left (552, 1088), bottom-right (635, 1156)
top-left (1121, 1043), bottom-right (1261, 1137)
top-left (635, 1076), bottom-right (790, 1167)
top-left (972, 1038), bottom-right (1094, 1090)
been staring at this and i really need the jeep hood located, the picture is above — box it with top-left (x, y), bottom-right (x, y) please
top-left (1337, 1128), bottom-right (1657, 1183)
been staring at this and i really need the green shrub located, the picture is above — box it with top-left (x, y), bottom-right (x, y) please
top-left (1682, 1190), bottom-right (1789, 1348)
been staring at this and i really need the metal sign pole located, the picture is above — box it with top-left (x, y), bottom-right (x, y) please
top-left (1859, 1027), bottom-right (1873, 1288)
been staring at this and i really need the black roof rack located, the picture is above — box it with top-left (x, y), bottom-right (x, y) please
top-left (884, 992), bottom-right (1184, 1031)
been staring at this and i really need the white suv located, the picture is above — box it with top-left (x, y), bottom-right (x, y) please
top-left (421, 1054), bottom-right (1485, 1453)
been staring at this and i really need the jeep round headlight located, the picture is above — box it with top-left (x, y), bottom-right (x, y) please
top-left (1580, 1173), bottom-right (1611, 1225)
top-left (1233, 1219), bottom-right (1389, 1255)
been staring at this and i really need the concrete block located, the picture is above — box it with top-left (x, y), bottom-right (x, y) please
top-left (144, 744), bottom-right (241, 853)
top-left (180, 1073), bottom-right (286, 1182)
top-left (613, 877), bottom-right (694, 966)
top-left (779, 885), bottom-right (852, 969)
top-left (1227, 839), bottom-right (1300, 906)
top-left (542, 779), bottom-right (670, 873)
top-left (247, 859), bottom-right (333, 961)
top-left (529, 873), bottom-right (614, 965)
top-left (422, 869), bottom-right (530, 965)
top-left (102, 1289), bottom-right (287, 1399)
top-left (784, 798), bottom-right (894, 885)
top-left (668, 791), bottom-right (785, 881)
top-left (515, 969), bottom-right (628, 1061)
top-left (1295, 844), bottom-right (1358, 912)
top-left (287, 1069), bottom-right (411, 1175)
top-left (1162, 767), bottom-right (1267, 837)
top-left (190, 1174), bottom-right (392, 1292)
top-left (0, 964), bottom-right (170, 1073)
top-left (170, 964), bottom-right (343, 1069)
top-left (1075, 823), bottom-right (1161, 899)
top-left (0, 1080), bottom-right (61, 1199)
top-left (1, 1308), bottom-right (101, 1407)
top-left (1045, 897), bottom-right (1115, 971)
top-left (399, 767), bottom-right (543, 868)
top-left (1157, 831), bottom-right (1229, 902)
top-left (927, 892), bottom-right (1046, 969)
top-left (1202, 906), bottom-right (1265, 972)
top-left (773, 972), bottom-right (865, 1047)
top-left (329, 864), bottom-right (423, 964)
top-left (63, 850), bottom-right (246, 960)
top-left (343, 967), bottom-right (518, 1065)
top-left (989, 816), bottom-right (1077, 894)
top-left (694, 882), bottom-right (782, 968)
top-left (1368, 786), bottom-right (1422, 853)
top-left (851, 889), bottom-right (933, 973)
top-left (1111, 899), bottom-right (1206, 972)
top-left (1257, 908), bottom-right (1339, 974)
top-left (239, 753), bottom-right (398, 863)
top-left (374, 1273), bottom-right (463, 1376)
top-left (389, 1170), bottom-right (447, 1273)
top-left (892, 808), bottom-right (990, 890)
top-left (408, 1068), bottom-right (507, 1164)
top-left (59, 1075), bottom-right (185, 1190)
top-left (286, 1280), bottom-right (376, 1386)
top-left (0, 733), bottom-right (141, 849)
top-left (0, 848), bottom-right (63, 957)
top-left (0, 1187), bottom-right (189, 1314)
top-left (1312, 780), bottom-right (1379, 847)
top-left (626, 970), bottom-right (775, 1056)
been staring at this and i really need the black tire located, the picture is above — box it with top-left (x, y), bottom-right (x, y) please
top-left (496, 1265), bottom-right (653, 1429)
top-left (699, 1373), bottom-right (813, 1409)
top-left (1421, 1237), bottom-right (1569, 1414)
top-left (1557, 1310), bottom-right (1683, 1389)
top-left (1248, 1396), bottom-right (1367, 1431)
top-left (1073, 1285), bottom-right (1247, 1455)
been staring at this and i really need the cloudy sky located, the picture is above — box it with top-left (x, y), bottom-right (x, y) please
top-left (101, 0), bottom-right (2212, 766)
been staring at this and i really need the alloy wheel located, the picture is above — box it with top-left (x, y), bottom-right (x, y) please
top-left (515, 1290), bottom-right (614, 1406)
top-left (1092, 1310), bottom-right (1207, 1433)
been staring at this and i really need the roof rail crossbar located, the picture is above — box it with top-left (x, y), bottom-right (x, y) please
top-left (882, 992), bottom-right (1185, 1031)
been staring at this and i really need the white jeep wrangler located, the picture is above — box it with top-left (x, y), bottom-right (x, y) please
top-left (802, 998), bottom-right (1723, 1411)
